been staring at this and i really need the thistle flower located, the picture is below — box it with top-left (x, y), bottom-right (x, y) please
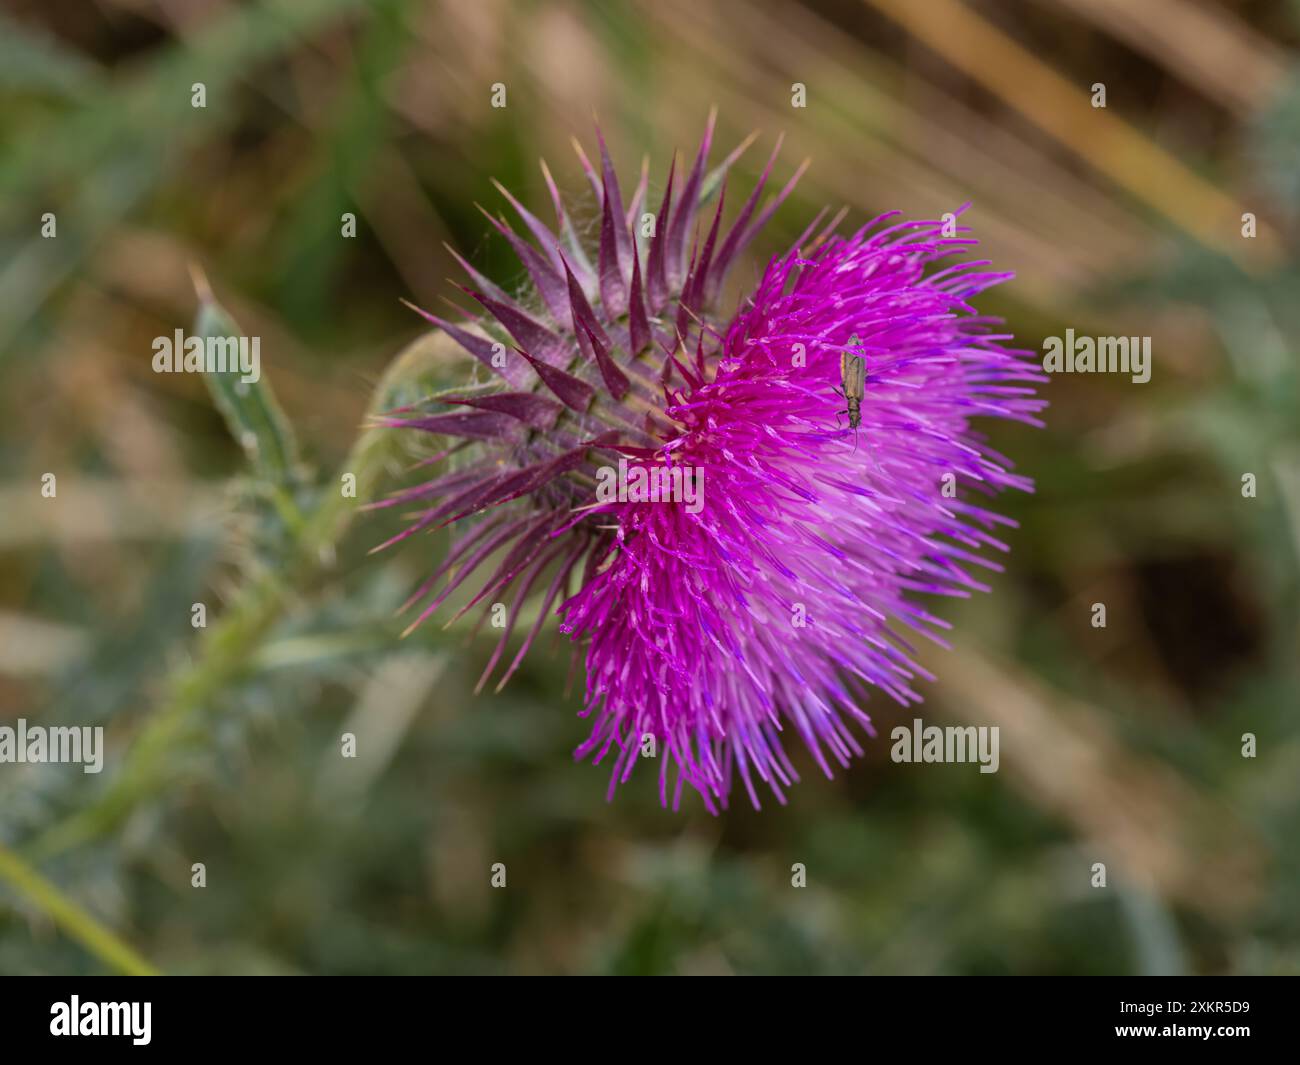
top-left (374, 114), bottom-right (1046, 812)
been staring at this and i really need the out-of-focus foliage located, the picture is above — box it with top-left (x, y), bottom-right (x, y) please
top-left (0, 0), bottom-right (1297, 975)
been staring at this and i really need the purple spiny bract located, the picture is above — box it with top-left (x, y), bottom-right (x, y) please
top-left (372, 113), bottom-right (1046, 812)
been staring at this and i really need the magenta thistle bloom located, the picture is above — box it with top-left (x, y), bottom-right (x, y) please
top-left (374, 115), bottom-right (1046, 811)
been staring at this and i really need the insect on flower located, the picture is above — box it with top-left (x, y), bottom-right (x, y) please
top-left (834, 334), bottom-right (866, 449)
top-left (373, 114), bottom-right (1047, 812)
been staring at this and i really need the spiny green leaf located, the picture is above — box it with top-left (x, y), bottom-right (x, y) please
top-left (193, 286), bottom-right (301, 494)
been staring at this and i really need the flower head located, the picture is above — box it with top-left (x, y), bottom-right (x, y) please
top-left (375, 115), bottom-right (1046, 811)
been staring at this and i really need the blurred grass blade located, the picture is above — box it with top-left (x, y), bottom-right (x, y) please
top-left (0, 843), bottom-right (160, 976)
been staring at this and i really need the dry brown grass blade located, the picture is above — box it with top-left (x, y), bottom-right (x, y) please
top-left (1048, 0), bottom-right (1289, 115)
top-left (863, 0), bottom-right (1282, 265)
top-left (726, 0), bottom-right (1151, 255)
top-left (641, 0), bottom-right (1151, 310)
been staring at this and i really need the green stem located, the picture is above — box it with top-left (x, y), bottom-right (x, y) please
top-left (0, 842), bottom-right (160, 975)
top-left (25, 332), bottom-right (452, 864)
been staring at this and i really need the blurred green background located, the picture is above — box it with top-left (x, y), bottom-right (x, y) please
top-left (1, 0), bottom-right (1298, 975)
